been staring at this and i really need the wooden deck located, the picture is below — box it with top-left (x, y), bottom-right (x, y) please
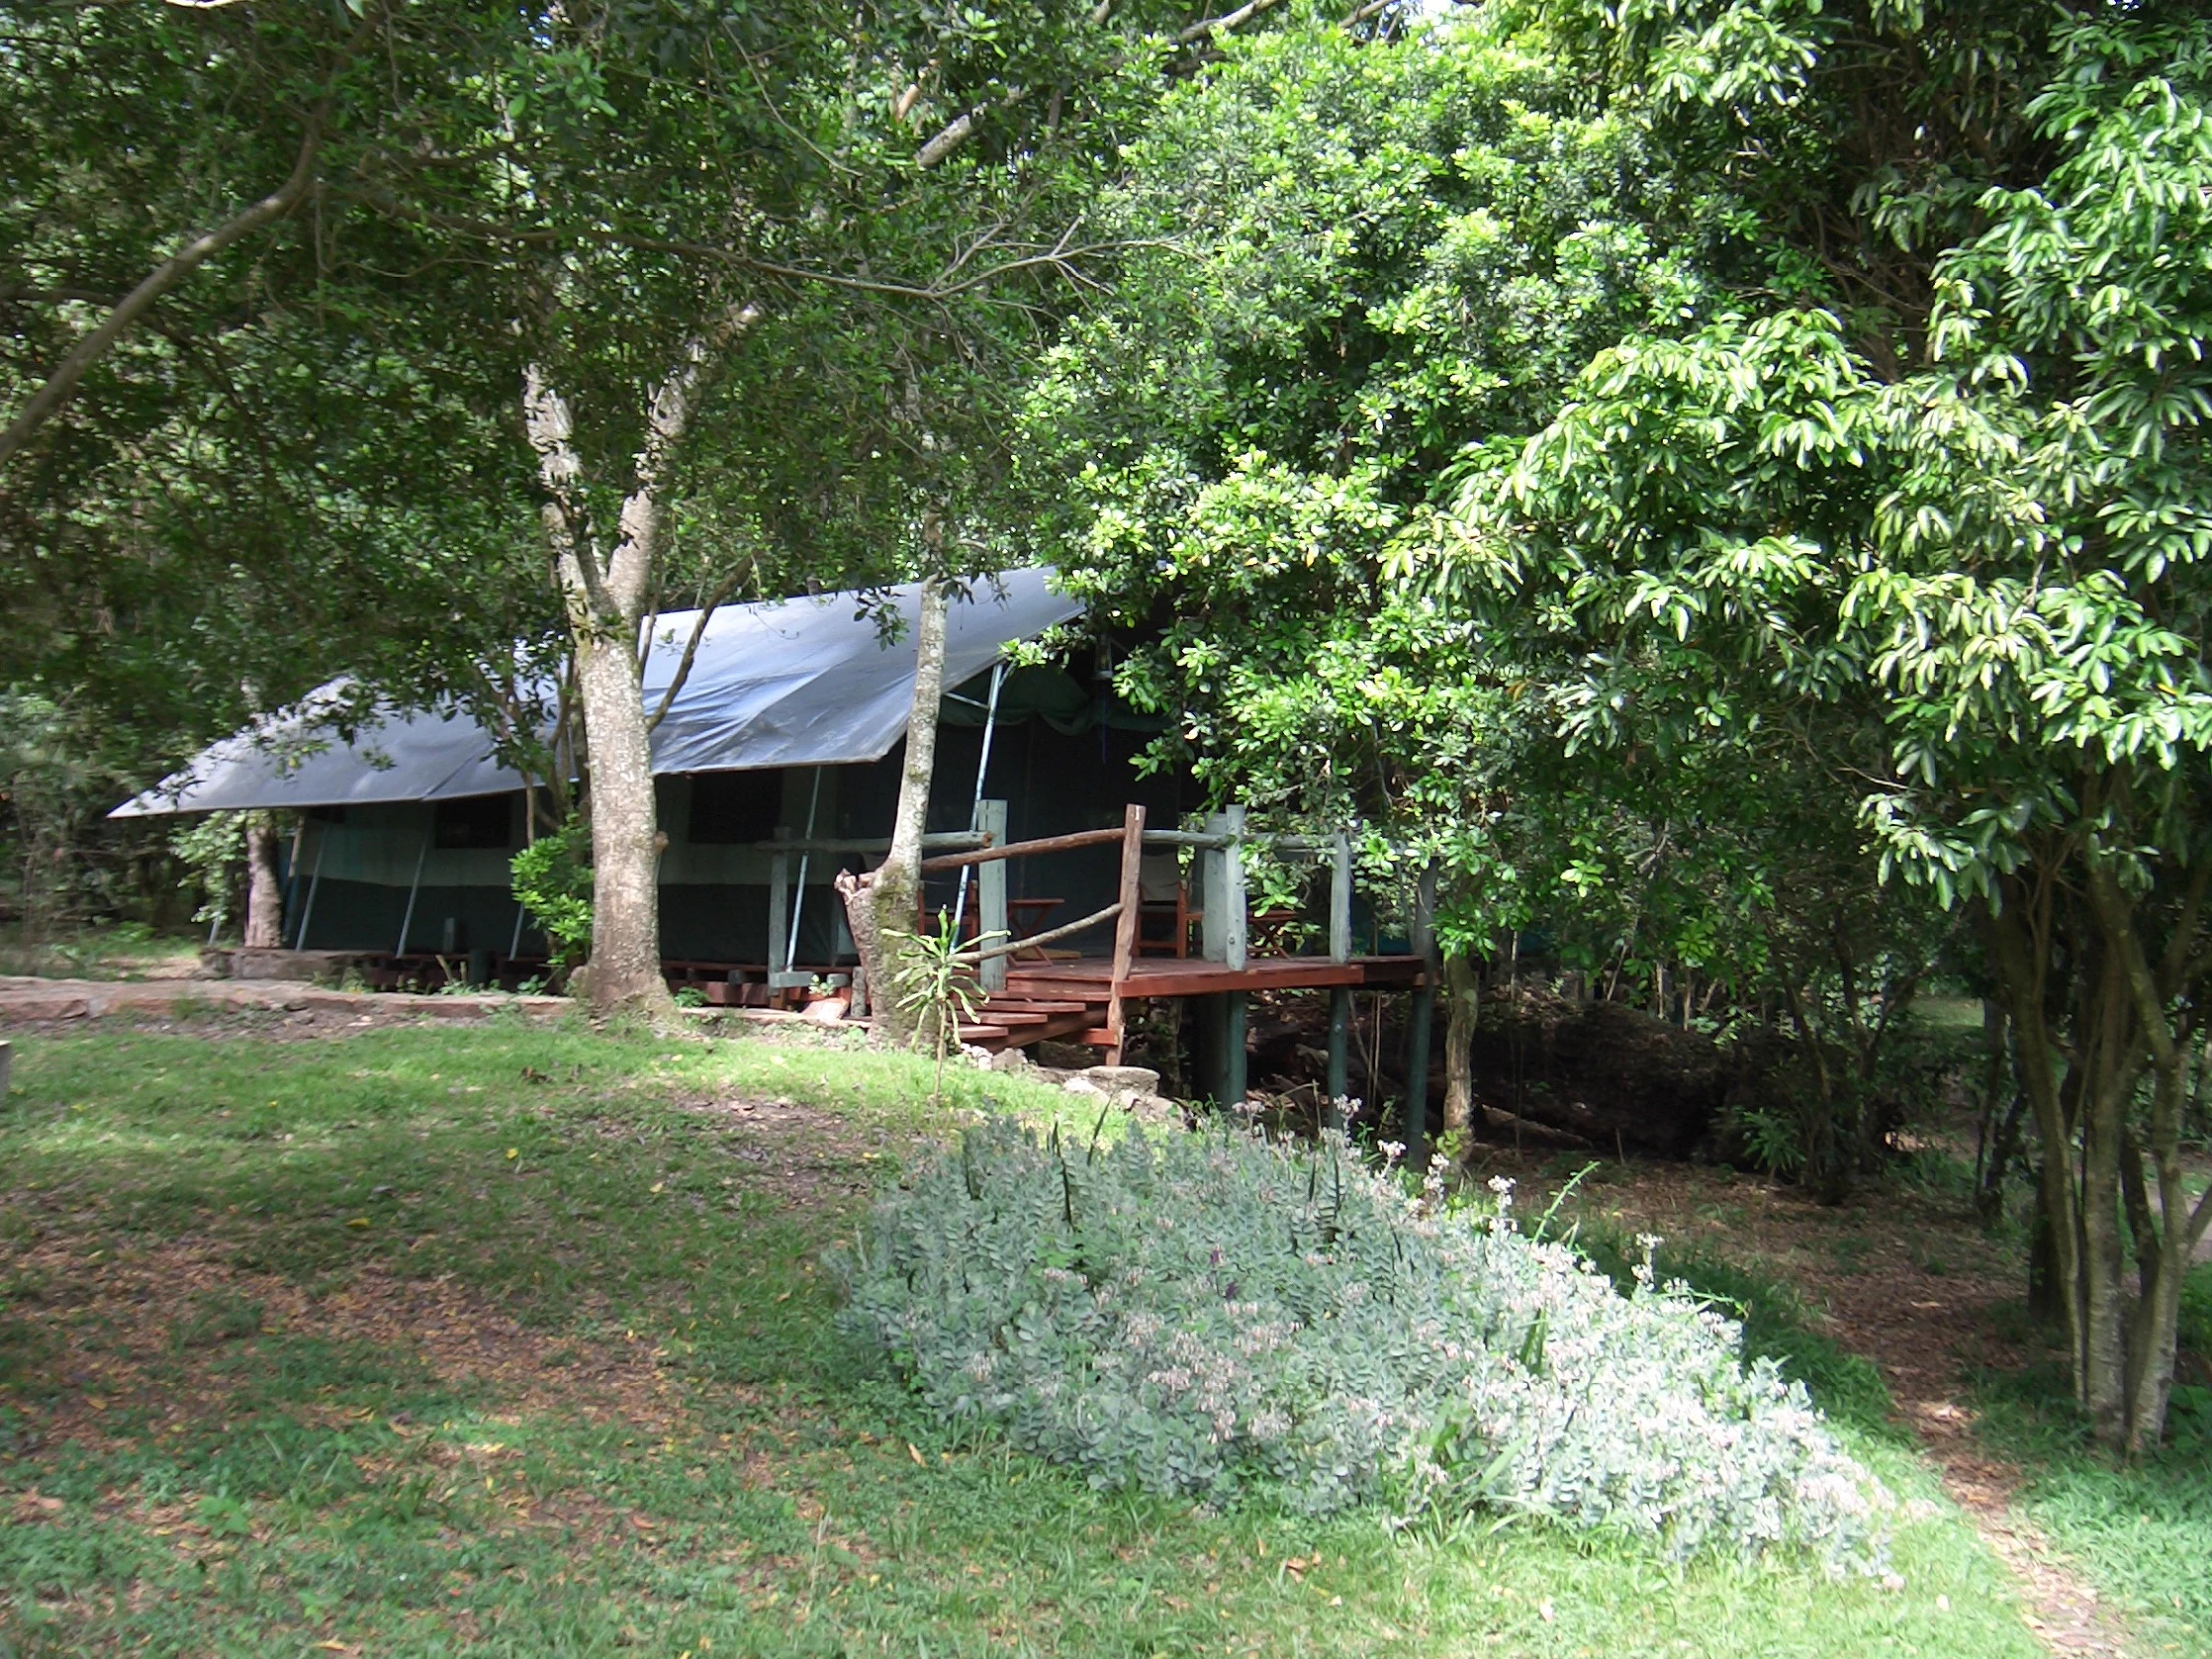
top-left (960, 954), bottom-right (1426, 1048)
top-left (1006, 954), bottom-right (1423, 1000)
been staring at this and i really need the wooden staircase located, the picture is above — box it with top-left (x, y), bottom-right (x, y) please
top-left (956, 996), bottom-right (1102, 1050)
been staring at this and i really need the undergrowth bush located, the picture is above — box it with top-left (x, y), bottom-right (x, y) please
top-left (838, 1118), bottom-right (1891, 1571)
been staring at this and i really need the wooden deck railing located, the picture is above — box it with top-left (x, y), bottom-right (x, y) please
top-left (747, 799), bottom-right (1421, 1085)
top-left (916, 807), bottom-right (1148, 1030)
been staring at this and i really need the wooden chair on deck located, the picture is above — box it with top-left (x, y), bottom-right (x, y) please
top-left (1136, 853), bottom-right (1198, 957)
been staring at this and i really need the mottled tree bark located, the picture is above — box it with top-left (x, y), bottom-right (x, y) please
top-left (242, 816), bottom-right (285, 949)
top-left (1441, 953), bottom-right (1477, 1159)
top-left (837, 573), bottom-right (951, 1047)
top-left (522, 302), bottom-right (759, 1018)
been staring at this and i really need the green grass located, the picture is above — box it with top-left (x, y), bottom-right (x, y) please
top-left (1969, 1264), bottom-right (2212, 1658)
top-left (0, 1018), bottom-right (2046, 1656)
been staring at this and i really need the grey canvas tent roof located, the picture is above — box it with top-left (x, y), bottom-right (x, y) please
top-left (113, 568), bottom-right (1082, 817)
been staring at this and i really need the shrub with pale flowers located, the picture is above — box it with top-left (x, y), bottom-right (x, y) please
top-left (836, 1118), bottom-right (1889, 1570)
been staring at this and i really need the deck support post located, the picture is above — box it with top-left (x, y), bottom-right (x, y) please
top-left (978, 799), bottom-right (1009, 995)
top-left (1327, 830), bottom-right (1353, 963)
top-left (1105, 804), bottom-right (1147, 1063)
top-left (1192, 808), bottom-right (1248, 1108)
top-left (1224, 991), bottom-right (1248, 1107)
top-left (1326, 988), bottom-right (1352, 1128)
top-left (952, 661), bottom-right (1007, 938)
top-left (1324, 830), bottom-right (1353, 1129)
top-left (784, 768), bottom-right (824, 972)
top-left (1402, 860), bottom-right (1438, 1168)
top-left (1194, 990), bottom-right (1249, 1108)
top-left (279, 815), bottom-right (306, 946)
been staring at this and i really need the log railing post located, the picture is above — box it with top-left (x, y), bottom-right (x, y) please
top-left (1318, 831), bottom-right (1354, 1132)
top-left (1106, 803), bottom-right (1146, 1063)
top-left (1326, 828), bottom-right (1353, 1127)
top-left (1199, 806), bottom-right (1247, 969)
top-left (1328, 830), bottom-right (1353, 964)
top-left (978, 799), bottom-right (1010, 995)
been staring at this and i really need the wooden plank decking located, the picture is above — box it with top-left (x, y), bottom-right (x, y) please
top-left (1004, 954), bottom-right (1424, 1001)
top-left (957, 954), bottom-right (1428, 1051)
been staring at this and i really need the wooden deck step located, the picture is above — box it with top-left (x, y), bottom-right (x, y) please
top-left (981, 998), bottom-right (1093, 1015)
top-left (956, 1023), bottom-right (1010, 1043)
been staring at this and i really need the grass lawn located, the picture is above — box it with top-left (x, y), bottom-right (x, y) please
top-left (0, 1016), bottom-right (2044, 1657)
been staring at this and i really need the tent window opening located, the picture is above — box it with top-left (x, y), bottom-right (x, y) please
top-left (435, 795), bottom-right (513, 850)
top-left (688, 769), bottom-right (784, 845)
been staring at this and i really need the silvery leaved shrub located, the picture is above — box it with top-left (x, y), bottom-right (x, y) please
top-left (836, 1119), bottom-right (1889, 1571)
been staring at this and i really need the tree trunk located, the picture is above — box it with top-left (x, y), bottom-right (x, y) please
top-left (519, 303), bottom-right (757, 1021)
top-left (2082, 846), bottom-right (2212, 1451)
top-left (838, 574), bottom-right (950, 1047)
top-left (243, 816), bottom-right (284, 949)
top-left (1441, 952), bottom-right (1477, 1159)
top-left (1983, 887), bottom-right (2091, 1410)
top-left (2078, 1036), bottom-right (2133, 1448)
top-left (1973, 999), bottom-right (2024, 1229)
top-left (570, 622), bottom-right (666, 1013)
top-left (1989, 843), bottom-right (2212, 1451)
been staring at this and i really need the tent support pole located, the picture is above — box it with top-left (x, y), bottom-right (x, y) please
top-left (768, 828), bottom-right (791, 980)
top-left (785, 767), bottom-right (824, 971)
top-left (293, 821), bottom-right (328, 951)
top-left (395, 826), bottom-right (431, 956)
top-left (953, 660), bottom-right (1007, 935)
top-left (508, 900), bottom-right (527, 960)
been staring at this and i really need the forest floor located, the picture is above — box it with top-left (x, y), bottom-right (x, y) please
top-left (0, 1009), bottom-right (2189, 1656)
top-left (0, 926), bottom-right (206, 983)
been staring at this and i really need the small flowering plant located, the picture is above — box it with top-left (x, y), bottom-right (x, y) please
top-left (835, 1118), bottom-right (1890, 1571)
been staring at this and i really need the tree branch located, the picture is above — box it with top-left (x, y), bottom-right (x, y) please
top-left (0, 130), bottom-right (322, 472)
top-left (2086, 847), bottom-right (2184, 1075)
top-left (644, 564), bottom-right (750, 733)
top-left (353, 191), bottom-right (1120, 306)
top-left (918, 87), bottom-right (1027, 169)
top-left (607, 299), bottom-right (762, 619)
top-left (1179, 0), bottom-right (1284, 42)
top-left (0, 4), bottom-right (379, 472)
